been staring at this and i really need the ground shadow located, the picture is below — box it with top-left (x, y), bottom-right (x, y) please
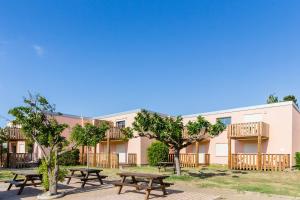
top-left (189, 171), bottom-right (229, 179)
top-left (121, 188), bottom-right (184, 199)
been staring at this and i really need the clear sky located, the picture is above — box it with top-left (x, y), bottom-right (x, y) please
top-left (1, 0), bottom-right (300, 125)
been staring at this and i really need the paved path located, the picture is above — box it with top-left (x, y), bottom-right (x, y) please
top-left (0, 179), bottom-right (298, 200)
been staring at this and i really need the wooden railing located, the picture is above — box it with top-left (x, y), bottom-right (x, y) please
top-left (1, 153), bottom-right (32, 168)
top-left (228, 122), bottom-right (269, 138)
top-left (127, 153), bottom-right (137, 165)
top-left (231, 153), bottom-right (290, 171)
top-left (8, 128), bottom-right (26, 140)
top-left (168, 153), bottom-right (210, 168)
top-left (80, 153), bottom-right (138, 168)
top-left (105, 127), bottom-right (126, 140)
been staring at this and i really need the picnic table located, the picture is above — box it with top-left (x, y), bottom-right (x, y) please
top-left (114, 172), bottom-right (173, 200)
top-left (5, 170), bottom-right (42, 195)
top-left (66, 168), bottom-right (107, 188)
top-left (157, 161), bottom-right (175, 173)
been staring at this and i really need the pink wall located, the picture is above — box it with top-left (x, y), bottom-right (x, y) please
top-left (182, 102), bottom-right (295, 165)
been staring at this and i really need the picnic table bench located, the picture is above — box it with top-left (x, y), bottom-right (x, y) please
top-left (114, 172), bottom-right (173, 200)
top-left (157, 161), bottom-right (176, 173)
top-left (5, 170), bottom-right (42, 195)
top-left (66, 168), bottom-right (107, 188)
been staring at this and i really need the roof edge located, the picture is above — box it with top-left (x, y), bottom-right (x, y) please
top-left (183, 101), bottom-right (298, 118)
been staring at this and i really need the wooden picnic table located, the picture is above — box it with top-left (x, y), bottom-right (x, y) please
top-left (5, 170), bottom-right (42, 195)
top-left (114, 172), bottom-right (173, 200)
top-left (66, 168), bottom-right (107, 188)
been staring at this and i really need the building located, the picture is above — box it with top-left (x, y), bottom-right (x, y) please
top-left (3, 101), bottom-right (299, 170)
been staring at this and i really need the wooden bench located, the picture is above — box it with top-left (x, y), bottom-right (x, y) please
top-left (114, 172), bottom-right (172, 200)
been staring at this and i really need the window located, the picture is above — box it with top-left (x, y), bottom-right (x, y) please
top-left (217, 117), bottom-right (231, 126)
top-left (215, 144), bottom-right (228, 157)
top-left (116, 120), bottom-right (126, 128)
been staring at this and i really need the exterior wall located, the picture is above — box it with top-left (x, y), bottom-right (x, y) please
top-left (292, 107), bottom-right (300, 165)
top-left (97, 110), bottom-right (154, 165)
top-left (182, 102), bottom-right (294, 165)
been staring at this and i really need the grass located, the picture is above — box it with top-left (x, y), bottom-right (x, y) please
top-left (1, 165), bottom-right (300, 197)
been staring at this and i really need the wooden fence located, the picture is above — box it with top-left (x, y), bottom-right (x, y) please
top-left (1, 153), bottom-right (32, 168)
top-left (228, 122), bottom-right (269, 138)
top-left (231, 153), bottom-right (290, 171)
top-left (80, 153), bottom-right (137, 168)
top-left (168, 153), bottom-right (210, 168)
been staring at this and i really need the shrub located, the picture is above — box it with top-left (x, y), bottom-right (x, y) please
top-left (147, 141), bottom-right (169, 166)
top-left (38, 157), bottom-right (67, 191)
top-left (58, 149), bottom-right (80, 166)
top-left (295, 152), bottom-right (300, 169)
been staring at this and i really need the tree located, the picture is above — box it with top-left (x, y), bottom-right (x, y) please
top-left (8, 94), bottom-right (69, 196)
top-left (267, 94), bottom-right (279, 104)
top-left (0, 127), bottom-right (9, 166)
top-left (70, 122), bottom-right (109, 168)
top-left (124, 110), bottom-right (226, 175)
top-left (283, 95), bottom-right (298, 107)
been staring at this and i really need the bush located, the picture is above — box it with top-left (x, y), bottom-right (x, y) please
top-left (295, 152), bottom-right (300, 169)
top-left (58, 149), bottom-right (79, 166)
top-left (38, 158), bottom-right (67, 191)
top-left (147, 141), bottom-right (169, 166)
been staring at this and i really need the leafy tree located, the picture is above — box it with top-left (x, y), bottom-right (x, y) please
top-left (267, 94), bottom-right (279, 104)
top-left (8, 94), bottom-right (69, 196)
top-left (70, 122), bottom-right (109, 168)
top-left (124, 110), bottom-right (226, 175)
top-left (283, 95), bottom-right (298, 107)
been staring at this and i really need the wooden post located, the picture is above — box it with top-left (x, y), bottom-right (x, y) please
top-left (93, 145), bottom-right (97, 167)
top-left (195, 141), bottom-right (199, 167)
top-left (228, 137), bottom-right (231, 169)
top-left (0, 143), bottom-right (2, 167)
top-left (257, 122), bottom-right (262, 170)
top-left (80, 146), bottom-right (84, 164)
top-left (7, 141), bottom-right (10, 168)
top-left (107, 130), bottom-right (111, 168)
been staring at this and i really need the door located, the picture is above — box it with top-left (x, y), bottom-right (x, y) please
top-left (198, 144), bottom-right (206, 164)
top-left (116, 144), bottom-right (126, 163)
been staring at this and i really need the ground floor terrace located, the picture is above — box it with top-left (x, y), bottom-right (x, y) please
top-left (0, 165), bottom-right (300, 199)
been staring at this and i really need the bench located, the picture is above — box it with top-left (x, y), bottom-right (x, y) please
top-left (66, 168), bottom-right (107, 188)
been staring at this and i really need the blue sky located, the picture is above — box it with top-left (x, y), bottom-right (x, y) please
top-left (0, 0), bottom-right (300, 125)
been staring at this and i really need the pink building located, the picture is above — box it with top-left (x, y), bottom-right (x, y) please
top-left (25, 101), bottom-right (300, 170)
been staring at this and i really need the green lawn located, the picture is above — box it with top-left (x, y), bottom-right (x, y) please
top-left (1, 165), bottom-right (300, 197)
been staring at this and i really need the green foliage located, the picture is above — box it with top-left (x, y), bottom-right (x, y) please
top-left (58, 149), bottom-right (79, 166)
top-left (283, 95), bottom-right (298, 107)
top-left (71, 122), bottom-right (109, 147)
top-left (8, 94), bottom-right (69, 148)
top-left (0, 127), bottom-right (9, 144)
top-left (38, 157), bottom-right (67, 191)
top-left (267, 94), bottom-right (279, 104)
top-left (267, 94), bottom-right (298, 107)
top-left (295, 152), bottom-right (300, 169)
top-left (147, 142), bottom-right (169, 166)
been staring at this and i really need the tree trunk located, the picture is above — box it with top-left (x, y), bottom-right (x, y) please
top-left (174, 149), bottom-right (181, 176)
top-left (48, 150), bottom-right (58, 195)
top-left (87, 146), bottom-right (89, 169)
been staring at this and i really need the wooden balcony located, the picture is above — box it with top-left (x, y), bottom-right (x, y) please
top-left (228, 122), bottom-right (269, 139)
top-left (8, 128), bottom-right (26, 141)
top-left (104, 127), bottom-right (126, 140)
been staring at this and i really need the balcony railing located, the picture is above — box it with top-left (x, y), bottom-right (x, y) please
top-left (105, 127), bottom-right (126, 140)
top-left (8, 128), bottom-right (26, 140)
top-left (228, 122), bottom-right (269, 138)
